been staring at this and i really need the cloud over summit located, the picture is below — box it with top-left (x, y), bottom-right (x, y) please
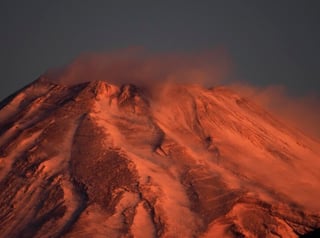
top-left (44, 48), bottom-right (232, 88)
top-left (43, 48), bottom-right (319, 140)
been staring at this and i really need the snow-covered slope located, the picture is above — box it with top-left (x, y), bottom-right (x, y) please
top-left (0, 78), bottom-right (319, 238)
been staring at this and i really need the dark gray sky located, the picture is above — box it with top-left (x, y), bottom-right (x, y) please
top-left (1, 0), bottom-right (319, 100)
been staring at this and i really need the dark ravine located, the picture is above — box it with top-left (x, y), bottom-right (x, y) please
top-left (0, 78), bottom-right (319, 237)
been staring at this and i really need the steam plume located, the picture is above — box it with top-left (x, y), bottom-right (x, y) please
top-left (44, 48), bottom-right (319, 140)
top-left (233, 83), bottom-right (320, 140)
top-left (45, 48), bottom-right (232, 88)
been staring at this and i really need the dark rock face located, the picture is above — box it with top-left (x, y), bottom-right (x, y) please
top-left (0, 79), bottom-right (319, 237)
top-left (70, 114), bottom-right (138, 211)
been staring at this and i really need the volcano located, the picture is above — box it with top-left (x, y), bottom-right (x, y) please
top-left (0, 78), bottom-right (319, 238)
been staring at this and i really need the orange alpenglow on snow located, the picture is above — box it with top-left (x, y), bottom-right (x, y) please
top-left (0, 52), bottom-right (319, 237)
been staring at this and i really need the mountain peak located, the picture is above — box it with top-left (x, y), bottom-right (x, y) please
top-left (0, 78), bottom-right (320, 237)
